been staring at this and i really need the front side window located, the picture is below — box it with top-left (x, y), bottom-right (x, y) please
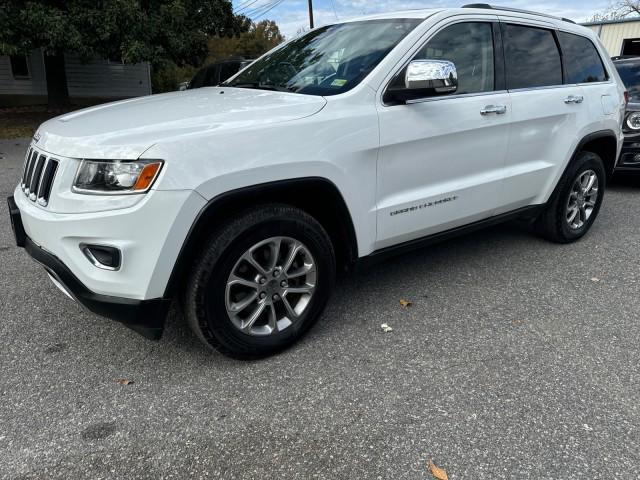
top-left (557, 32), bottom-right (608, 84)
top-left (503, 24), bottom-right (562, 90)
top-left (224, 19), bottom-right (421, 96)
top-left (411, 22), bottom-right (495, 95)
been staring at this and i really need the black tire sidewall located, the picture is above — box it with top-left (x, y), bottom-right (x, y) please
top-left (555, 152), bottom-right (606, 241)
top-left (196, 210), bottom-right (335, 357)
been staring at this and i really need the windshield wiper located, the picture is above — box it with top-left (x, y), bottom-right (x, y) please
top-left (230, 83), bottom-right (287, 92)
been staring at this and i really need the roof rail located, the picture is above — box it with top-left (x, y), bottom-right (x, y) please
top-left (462, 3), bottom-right (576, 24)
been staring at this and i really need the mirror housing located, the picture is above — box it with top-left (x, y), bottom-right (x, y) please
top-left (385, 59), bottom-right (458, 104)
top-left (405, 60), bottom-right (458, 92)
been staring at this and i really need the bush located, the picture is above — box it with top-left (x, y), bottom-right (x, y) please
top-left (151, 61), bottom-right (197, 93)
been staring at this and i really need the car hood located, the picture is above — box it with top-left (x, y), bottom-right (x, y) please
top-left (35, 87), bottom-right (327, 159)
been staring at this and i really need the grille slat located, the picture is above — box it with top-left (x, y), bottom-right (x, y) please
top-left (21, 148), bottom-right (33, 187)
top-left (35, 157), bottom-right (50, 198)
top-left (20, 146), bottom-right (60, 208)
top-left (28, 156), bottom-right (46, 200)
top-left (22, 150), bottom-right (38, 190)
top-left (37, 159), bottom-right (59, 206)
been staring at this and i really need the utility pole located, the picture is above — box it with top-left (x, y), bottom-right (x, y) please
top-left (308, 0), bottom-right (314, 29)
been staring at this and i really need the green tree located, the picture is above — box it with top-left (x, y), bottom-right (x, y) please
top-left (207, 19), bottom-right (284, 64)
top-left (0, 1), bottom-right (248, 108)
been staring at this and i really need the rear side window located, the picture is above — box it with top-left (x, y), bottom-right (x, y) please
top-left (502, 24), bottom-right (562, 90)
top-left (557, 32), bottom-right (608, 83)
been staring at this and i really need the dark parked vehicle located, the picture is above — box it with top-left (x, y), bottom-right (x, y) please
top-left (614, 56), bottom-right (640, 172)
top-left (184, 57), bottom-right (254, 90)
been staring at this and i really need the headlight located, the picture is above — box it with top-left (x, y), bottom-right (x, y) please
top-left (73, 159), bottom-right (163, 194)
top-left (626, 112), bottom-right (640, 130)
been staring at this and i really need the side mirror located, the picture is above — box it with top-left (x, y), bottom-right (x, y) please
top-left (385, 59), bottom-right (458, 104)
top-left (405, 60), bottom-right (458, 93)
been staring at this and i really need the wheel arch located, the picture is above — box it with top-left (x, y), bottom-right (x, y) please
top-left (574, 129), bottom-right (618, 180)
top-left (164, 177), bottom-right (358, 298)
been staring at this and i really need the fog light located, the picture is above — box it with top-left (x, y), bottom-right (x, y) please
top-left (80, 244), bottom-right (121, 271)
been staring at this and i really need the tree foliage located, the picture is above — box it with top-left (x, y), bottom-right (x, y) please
top-left (152, 19), bottom-right (284, 93)
top-left (207, 19), bottom-right (284, 64)
top-left (589, 0), bottom-right (640, 21)
top-left (0, 1), bottom-right (250, 106)
top-left (0, 0), bottom-right (248, 65)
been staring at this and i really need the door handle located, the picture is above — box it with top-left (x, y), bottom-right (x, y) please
top-left (480, 105), bottom-right (507, 115)
top-left (564, 95), bottom-right (584, 104)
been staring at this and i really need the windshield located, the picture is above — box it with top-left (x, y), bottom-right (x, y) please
top-left (223, 19), bottom-right (422, 96)
top-left (616, 62), bottom-right (640, 102)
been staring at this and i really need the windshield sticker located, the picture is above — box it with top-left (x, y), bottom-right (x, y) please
top-left (331, 78), bottom-right (348, 87)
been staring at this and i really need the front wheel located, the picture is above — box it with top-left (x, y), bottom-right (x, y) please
top-left (535, 151), bottom-right (606, 243)
top-left (183, 204), bottom-right (336, 359)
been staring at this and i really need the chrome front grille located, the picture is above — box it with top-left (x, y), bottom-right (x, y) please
top-left (21, 147), bottom-right (59, 207)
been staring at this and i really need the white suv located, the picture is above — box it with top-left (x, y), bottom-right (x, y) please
top-left (8, 5), bottom-right (625, 358)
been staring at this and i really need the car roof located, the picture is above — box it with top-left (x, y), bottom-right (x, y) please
top-left (341, 6), bottom-right (590, 37)
top-left (344, 9), bottom-right (443, 22)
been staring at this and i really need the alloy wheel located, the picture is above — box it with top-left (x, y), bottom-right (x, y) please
top-left (566, 169), bottom-right (599, 230)
top-left (224, 236), bottom-right (317, 336)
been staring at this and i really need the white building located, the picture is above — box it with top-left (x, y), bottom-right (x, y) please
top-left (583, 17), bottom-right (640, 57)
top-left (0, 49), bottom-right (151, 107)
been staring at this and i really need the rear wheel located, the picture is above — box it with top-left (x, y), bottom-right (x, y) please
top-left (535, 151), bottom-right (606, 243)
top-left (183, 204), bottom-right (335, 359)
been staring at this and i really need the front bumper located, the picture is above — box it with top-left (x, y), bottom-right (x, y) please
top-left (616, 136), bottom-right (640, 172)
top-left (7, 195), bottom-right (170, 339)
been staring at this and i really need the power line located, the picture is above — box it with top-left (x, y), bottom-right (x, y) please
top-left (250, 0), bottom-right (286, 19)
top-left (238, 0), bottom-right (266, 14)
top-left (235, 0), bottom-right (259, 11)
top-left (329, 0), bottom-right (339, 20)
top-left (244, 0), bottom-right (281, 17)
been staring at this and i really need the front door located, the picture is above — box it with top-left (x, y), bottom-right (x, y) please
top-left (375, 20), bottom-right (510, 249)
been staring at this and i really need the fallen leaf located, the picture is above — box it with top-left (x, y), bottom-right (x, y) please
top-left (117, 379), bottom-right (134, 385)
top-left (591, 277), bottom-right (600, 282)
top-left (399, 299), bottom-right (412, 308)
top-left (429, 459), bottom-right (449, 480)
top-left (381, 323), bottom-right (393, 333)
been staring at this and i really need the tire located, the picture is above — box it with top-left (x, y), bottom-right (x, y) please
top-left (535, 151), bottom-right (606, 243)
top-left (183, 204), bottom-right (336, 359)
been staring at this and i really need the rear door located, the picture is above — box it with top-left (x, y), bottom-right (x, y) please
top-left (498, 20), bottom-right (591, 212)
top-left (556, 30), bottom-right (618, 147)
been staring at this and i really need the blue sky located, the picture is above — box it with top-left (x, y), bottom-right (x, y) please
top-left (232, 0), bottom-right (611, 37)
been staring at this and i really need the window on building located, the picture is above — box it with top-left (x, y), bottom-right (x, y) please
top-left (502, 24), bottom-right (562, 90)
top-left (10, 55), bottom-right (30, 79)
top-left (622, 38), bottom-right (640, 56)
top-left (558, 32), bottom-right (608, 83)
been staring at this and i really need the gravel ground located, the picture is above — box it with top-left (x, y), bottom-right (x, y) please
top-left (1, 138), bottom-right (639, 479)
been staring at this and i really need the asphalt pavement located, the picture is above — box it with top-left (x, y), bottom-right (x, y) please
top-left (1, 137), bottom-right (639, 479)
